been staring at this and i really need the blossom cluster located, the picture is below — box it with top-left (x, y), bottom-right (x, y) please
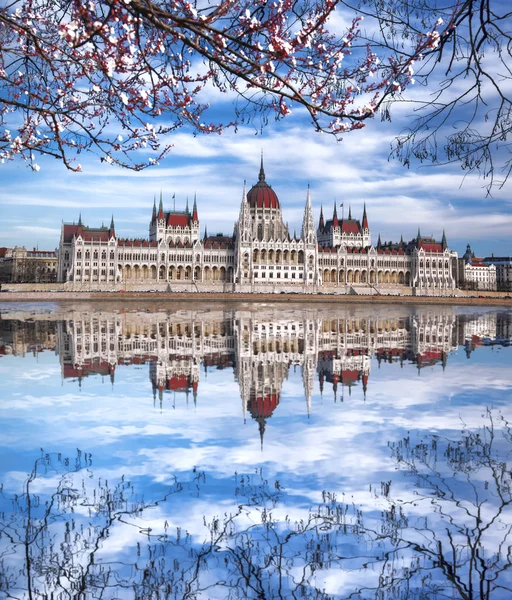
top-left (0, 0), bottom-right (449, 170)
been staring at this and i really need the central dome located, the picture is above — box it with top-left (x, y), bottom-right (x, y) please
top-left (247, 157), bottom-right (280, 209)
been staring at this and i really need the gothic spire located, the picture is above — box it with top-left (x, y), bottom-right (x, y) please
top-left (319, 204), bottom-right (325, 232)
top-left (78, 212), bottom-right (82, 227)
top-left (203, 225), bottom-right (208, 241)
top-left (333, 201), bottom-right (339, 228)
top-left (442, 229), bottom-right (447, 250)
top-left (186, 196), bottom-right (189, 213)
top-left (110, 214), bottom-right (115, 230)
top-left (377, 233), bottom-right (382, 248)
top-left (417, 227), bottom-right (421, 240)
top-left (258, 150), bottom-right (265, 183)
top-left (152, 196), bottom-right (157, 222)
top-left (348, 205), bottom-right (352, 220)
top-left (302, 184), bottom-right (317, 245)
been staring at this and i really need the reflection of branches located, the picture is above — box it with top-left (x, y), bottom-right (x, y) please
top-left (2, 415), bottom-right (512, 599)
top-left (210, 409), bottom-right (512, 598)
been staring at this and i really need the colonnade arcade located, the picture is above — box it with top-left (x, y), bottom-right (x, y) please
top-left (121, 264), bottom-right (234, 282)
top-left (320, 268), bottom-right (412, 285)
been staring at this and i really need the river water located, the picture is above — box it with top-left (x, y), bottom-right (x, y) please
top-left (0, 301), bottom-right (511, 599)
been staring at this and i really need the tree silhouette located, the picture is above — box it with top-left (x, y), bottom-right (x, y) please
top-left (351, 0), bottom-right (512, 191)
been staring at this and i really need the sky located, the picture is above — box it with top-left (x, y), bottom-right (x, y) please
top-left (1, 7), bottom-right (511, 257)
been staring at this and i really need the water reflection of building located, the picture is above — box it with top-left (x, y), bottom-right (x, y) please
top-left (0, 318), bottom-right (57, 356)
top-left (2, 308), bottom-right (510, 441)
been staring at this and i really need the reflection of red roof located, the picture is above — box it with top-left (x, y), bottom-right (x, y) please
top-left (167, 375), bottom-right (190, 390)
top-left (248, 393), bottom-right (280, 419)
top-left (341, 369), bottom-right (359, 382)
top-left (417, 351), bottom-right (442, 363)
top-left (63, 360), bottom-right (113, 379)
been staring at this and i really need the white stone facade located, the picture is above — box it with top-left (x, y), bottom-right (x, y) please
top-left (58, 161), bottom-right (458, 294)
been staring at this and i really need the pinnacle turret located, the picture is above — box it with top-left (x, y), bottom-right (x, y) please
top-left (158, 192), bottom-right (164, 221)
top-left (362, 202), bottom-right (368, 230)
top-left (319, 204), bottom-right (325, 232)
top-left (192, 193), bottom-right (198, 222)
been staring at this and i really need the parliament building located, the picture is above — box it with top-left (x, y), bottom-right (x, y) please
top-left (57, 158), bottom-right (458, 294)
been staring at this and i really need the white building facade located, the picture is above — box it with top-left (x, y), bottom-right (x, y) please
top-left (58, 160), bottom-right (458, 294)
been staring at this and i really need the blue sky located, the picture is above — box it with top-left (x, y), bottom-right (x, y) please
top-left (1, 6), bottom-right (511, 257)
top-left (1, 111), bottom-right (511, 256)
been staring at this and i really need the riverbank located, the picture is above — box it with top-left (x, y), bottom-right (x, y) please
top-left (1, 291), bottom-right (511, 306)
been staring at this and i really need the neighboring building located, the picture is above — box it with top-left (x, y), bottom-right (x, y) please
top-left (457, 244), bottom-right (497, 291)
top-left (0, 246), bottom-right (58, 283)
top-left (57, 159), bottom-right (458, 293)
top-left (482, 255), bottom-right (512, 292)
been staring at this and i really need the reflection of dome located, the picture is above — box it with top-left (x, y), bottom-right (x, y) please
top-left (248, 393), bottom-right (280, 420)
top-left (247, 157), bottom-right (280, 209)
top-left (248, 392), bottom-right (280, 450)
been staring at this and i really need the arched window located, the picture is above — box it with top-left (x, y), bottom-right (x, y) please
top-left (93, 250), bottom-right (99, 260)
top-left (85, 250), bottom-right (90, 260)
top-left (101, 250), bottom-right (107, 260)
top-left (77, 251), bottom-right (82, 260)
top-left (110, 251), bottom-right (115, 260)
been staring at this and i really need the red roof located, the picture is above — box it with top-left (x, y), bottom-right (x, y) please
top-left (419, 242), bottom-right (443, 252)
top-left (63, 224), bottom-right (113, 243)
top-left (341, 220), bottom-right (361, 234)
top-left (63, 224), bottom-right (80, 243)
top-left (204, 235), bottom-right (234, 249)
top-left (0, 247), bottom-right (8, 258)
top-left (167, 212), bottom-right (191, 227)
top-left (247, 184), bottom-right (279, 209)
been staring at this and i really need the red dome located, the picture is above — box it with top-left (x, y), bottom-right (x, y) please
top-left (247, 158), bottom-right (280, 209)
top-left (247, 184), bottom-right (280, 209)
